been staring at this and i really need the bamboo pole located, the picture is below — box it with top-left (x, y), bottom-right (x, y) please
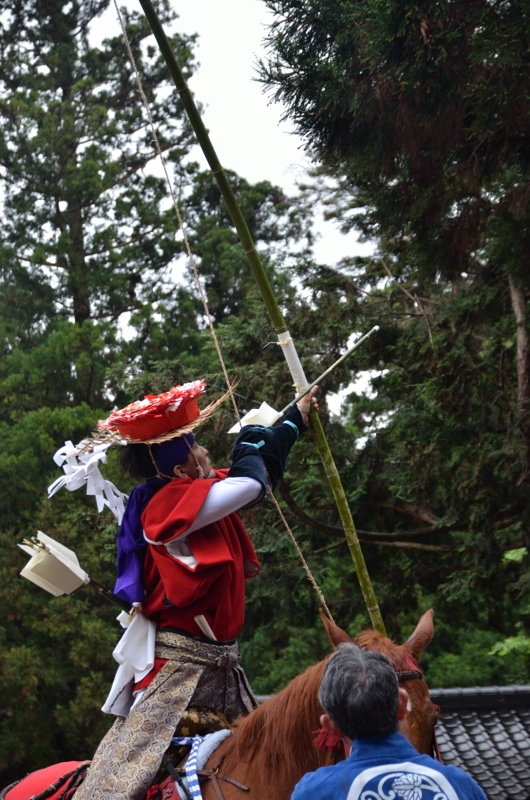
top-left (136, 0), bottom-right (386, 635)
top-left (279, 326), bottom-right (379, 418)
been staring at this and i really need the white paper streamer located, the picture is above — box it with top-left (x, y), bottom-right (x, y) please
top-left (277, 329), bottom-right (309, 394)
top-left (48, 439), bottom-right (128, 523)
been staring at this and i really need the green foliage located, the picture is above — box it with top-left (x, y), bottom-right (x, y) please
top-left (0, 0), bottom-right (197, 327)
top-left (261, 0), bottom-right (530, 283)
top-left (503, 548), bottom-right (528, 564)
top-left (423, 628), bottom-right (525, 688)
top-left (252, 0), bottom-right (530, 690)
top-left (490, 634), bottom-right (530, 658)
top-left (0, 498), bottom-right (118, 777)
top-left (3, 0), bottom-right (530, 786)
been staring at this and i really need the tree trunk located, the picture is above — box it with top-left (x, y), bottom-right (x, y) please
top-left (67, 199), bottom-right (90, 326)
top-left (509, 278), bottom-right (530, 406)
top-left (509, 277), bottom-right (530, 487)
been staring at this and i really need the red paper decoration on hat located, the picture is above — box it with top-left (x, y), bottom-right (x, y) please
top-left (98, 380), bottom-right (205, 440)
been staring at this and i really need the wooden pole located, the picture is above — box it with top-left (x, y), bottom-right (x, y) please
top-left (136, 0), bottom-right (386, 635)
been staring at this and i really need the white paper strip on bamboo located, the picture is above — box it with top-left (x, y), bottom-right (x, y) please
top-left (277, 330), bottom-right (307, 394)
top-left (48, 439), bottom-right (128, 523)
top-left (18, 531), bottom-right (90, 597)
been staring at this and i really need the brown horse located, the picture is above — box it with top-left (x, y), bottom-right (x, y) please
top-left (3, 610), bottom-right (438, 800)
top-left (198, 609), bottom-right (439, 800)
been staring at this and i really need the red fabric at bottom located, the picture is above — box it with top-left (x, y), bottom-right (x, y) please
top-left (6, 762), bottom-right (83, 800)
top-left (134, 656), bottom-right (168, 693)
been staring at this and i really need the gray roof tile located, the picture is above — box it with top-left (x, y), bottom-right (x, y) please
top-left (431, 687), bottom-right (530, 799)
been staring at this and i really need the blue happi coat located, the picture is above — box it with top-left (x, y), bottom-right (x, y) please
top-left (291, 732), bottom-right (488, 800)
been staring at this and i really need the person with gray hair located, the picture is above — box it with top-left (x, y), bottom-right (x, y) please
top-left (291, 643), bottom-right (488, 800)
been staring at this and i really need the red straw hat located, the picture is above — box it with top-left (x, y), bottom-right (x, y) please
top-left (98, 380), bottom-right (205, 441)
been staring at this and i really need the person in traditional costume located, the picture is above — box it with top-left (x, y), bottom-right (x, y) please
top-left (73, 380), bottom-right (318, 800)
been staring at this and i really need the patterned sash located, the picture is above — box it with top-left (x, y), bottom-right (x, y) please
top-left (74, 631), bottom-right (256, 800)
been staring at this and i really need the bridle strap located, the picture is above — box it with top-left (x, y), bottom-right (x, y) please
top-left (395, 669), bottom-right (423, 683)
top-left (396, 656), bottom-right (443, 765)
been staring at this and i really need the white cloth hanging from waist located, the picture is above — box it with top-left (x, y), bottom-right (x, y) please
top-left (101, 611), bottom-right (156, 716)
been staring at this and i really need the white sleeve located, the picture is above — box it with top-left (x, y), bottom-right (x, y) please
top-left (180, 477), bottom-right (262, 537)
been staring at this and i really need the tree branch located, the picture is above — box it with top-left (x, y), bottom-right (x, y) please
top-left (509, 277), bottom-right (530, 407)
top-left (381, 258), bottom-right (434, 344)
top-left (313, 539), bottom-right (454, 554)
top-left (278, 481), bottom-right (448, 541)
top-left (367, 502), bottom-right (442, 526)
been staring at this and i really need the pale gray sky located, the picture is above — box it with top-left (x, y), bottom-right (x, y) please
top-left (95, 0), bottom-right (371, 266)
top-left (94, 1), bottom-right (374, 409)
top-left (175, 0), bottom-right (372, 265)
top-left (176, 0), bottom-right (307, 191)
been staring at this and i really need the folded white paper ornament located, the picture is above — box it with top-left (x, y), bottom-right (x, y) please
top-left (18, 531), bottom-right (89, 597)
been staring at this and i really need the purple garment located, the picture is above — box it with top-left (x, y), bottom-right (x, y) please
top-left (114, 434), bottom-right (195, 604)
top-left (114, 480), bottom-right (165, 604)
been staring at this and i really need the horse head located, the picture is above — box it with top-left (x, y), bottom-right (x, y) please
top-left (319, 609), bottom-right (440, 755)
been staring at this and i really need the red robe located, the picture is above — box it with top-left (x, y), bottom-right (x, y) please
top-left (140, 469), bottom-right (259, 641)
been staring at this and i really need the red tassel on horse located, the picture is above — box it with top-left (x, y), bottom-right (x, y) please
top-left (313, 728), bottom-right (343, 752)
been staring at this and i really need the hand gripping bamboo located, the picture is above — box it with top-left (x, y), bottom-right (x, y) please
top-left (136, 0), bottom-right (386, 635)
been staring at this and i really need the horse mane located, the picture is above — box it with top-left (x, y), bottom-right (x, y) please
top-left (353, 629), bottom-right (410, 672)
top-left (219, 659), bottom-right (331, 793)
top-left (217, 629), bottom-right (409, 793)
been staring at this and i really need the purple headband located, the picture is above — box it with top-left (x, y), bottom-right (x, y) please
top-left (154, 433), bottom-right (195, 476)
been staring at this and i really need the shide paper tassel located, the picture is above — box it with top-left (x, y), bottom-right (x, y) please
top-left (48, 439), bottom-right (127, 523)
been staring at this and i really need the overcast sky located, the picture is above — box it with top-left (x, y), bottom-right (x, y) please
top-left (175, 0), bottom-right (374, 265)
top-left (96, 0), bottom-right (371, 266)
top-left (93, 1), bottom-right (373, 409)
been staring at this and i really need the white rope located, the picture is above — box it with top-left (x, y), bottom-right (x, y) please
top-left (268, 489), bottom-right (335, 623)
top-left (112, 0), bottom-right (240, 422)
top-left (113, 5), bottom-right (335, 620)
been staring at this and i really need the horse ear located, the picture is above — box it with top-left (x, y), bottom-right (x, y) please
top-left (401, 609), bottom-right (434, 662)
top-left (319, 608), bottom-right (354, 648)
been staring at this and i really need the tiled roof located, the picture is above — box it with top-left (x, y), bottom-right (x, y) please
top-left (430, 686), bottom-right (530, 800)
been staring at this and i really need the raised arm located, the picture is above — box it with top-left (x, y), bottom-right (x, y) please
top-left (180, 387), bottom-right (318, 536)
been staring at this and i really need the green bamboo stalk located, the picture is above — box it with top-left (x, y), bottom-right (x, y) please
top-left (136, 0), bottom-right (386, 635)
